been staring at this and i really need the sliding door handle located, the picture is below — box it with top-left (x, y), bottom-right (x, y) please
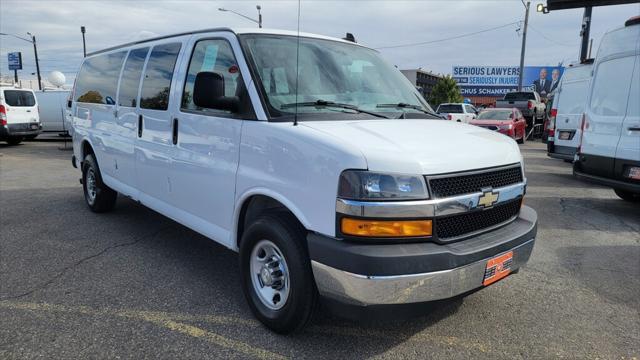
top-left (138, 114), bottom-right (143, 138)
top-left (172, 118), bottom-right (179, 145)
top-left (629, 127), bottom-right (640, 132)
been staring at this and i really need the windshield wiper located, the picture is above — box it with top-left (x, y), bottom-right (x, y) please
top-left (281, 99), bottom-right (390, 119)
top-left (376, 103), bottom-right (440, 118)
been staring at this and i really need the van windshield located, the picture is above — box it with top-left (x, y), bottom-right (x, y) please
top-left (239, 34), bottom-right (437, 121)
top-left (3, 90), bottom-right (36, 107)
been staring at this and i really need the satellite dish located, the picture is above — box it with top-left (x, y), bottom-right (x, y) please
top-left (48, 71), bottom-right (66, 88)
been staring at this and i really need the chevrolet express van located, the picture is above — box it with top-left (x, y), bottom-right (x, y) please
top-left (546, 60), bottom-right (593, 161)
top-left (574, 17), bottom-right (640, 202)
top-left (70, 28), bottom-right (538, 333)
top-left (0, 86), bottom-right (41, 145)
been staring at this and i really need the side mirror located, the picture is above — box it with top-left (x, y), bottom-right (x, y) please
top-left (193, 72), bottom-right (239, 112)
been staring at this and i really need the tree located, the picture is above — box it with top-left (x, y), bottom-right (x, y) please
top-left (428, 76), bottom-right (464, 107)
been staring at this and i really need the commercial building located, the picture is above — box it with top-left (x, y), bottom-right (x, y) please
top-left (400, 69), bottom-right (444, 102)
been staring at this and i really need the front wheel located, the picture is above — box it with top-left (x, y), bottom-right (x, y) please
top-left (239, 213), bottom-right (317, 334)
top-left (614, 189), bottom-right (640, 203)
top-left (82, 154), bottom-right (117, 212)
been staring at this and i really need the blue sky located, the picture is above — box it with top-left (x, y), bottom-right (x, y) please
top-left (1, 0), bottom-right (638, 85)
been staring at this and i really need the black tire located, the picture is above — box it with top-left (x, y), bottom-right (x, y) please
top-left (614, 189), bottom-right (640, 203)
top-left (82, 154), bottom-right (117, 212)
top-left (517, 135), bottom-right (525, 144)
top-left (6, 137), bottom-right (23, 145)
top-left (239, 212), bottom-right (317, 334)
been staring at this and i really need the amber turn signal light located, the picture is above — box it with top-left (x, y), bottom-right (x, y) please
top-left (341, 218), bottom-right (432, 237)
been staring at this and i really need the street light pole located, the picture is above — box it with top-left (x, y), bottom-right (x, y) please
top-left (218, 5), bottom-right (262, 28)
top-left (518, 1), bottom-right (530, 91)
top-left (81, 26), bottom-right (87, 57)
top-left (579, 6), bottom-right (592, 61)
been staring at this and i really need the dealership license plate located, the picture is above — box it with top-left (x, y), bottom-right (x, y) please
top-left (483, 251), bottom-right (513, 286)
top-left (559, 131), bottom-right (571, 140)
top-left (30, 124), bottom-right (38, 130)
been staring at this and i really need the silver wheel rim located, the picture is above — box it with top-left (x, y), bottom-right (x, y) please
top-left (86, 168), bottom-right (97, 205)
top-left (250, 240), bottom-right (290, 310)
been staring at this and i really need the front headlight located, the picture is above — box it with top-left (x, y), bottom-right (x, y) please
top-left (338, 170), bottom-right (429, 201)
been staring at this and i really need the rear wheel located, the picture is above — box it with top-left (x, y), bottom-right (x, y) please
top-left (517, 134), bottom-right (525, 144)
top-left (614, 189), bottom-right (640, 203)
top-left (82, 154), bottom-right (117, 212)
top-left (6, 137), bottom-right (23, 145)
top-left (239, 213), bottom-right (317, 334)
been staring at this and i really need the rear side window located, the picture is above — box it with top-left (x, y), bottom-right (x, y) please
top-left (140, 43), bottom-right (181, 110)
top-left (181, 39), bottom-right (243, 114)
top-left (437, 104), bottom-right (463, 113)
top-left (590, 56), bottom-right (635, 116)
top-left (3, 90), bottom-right (36, 107)
top-left (504, 92), bottom-right (535, 101)
top-left (118, 47), bottom-right (149, 107)
top-left (75, 51), bottom-right (126, 104)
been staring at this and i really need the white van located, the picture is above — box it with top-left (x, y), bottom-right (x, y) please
top-left (574, 17), bottom-right (640, 202)
top-left (0, 86), bottom-right (41, 145)
top-left (547, 60), bottom-right (593, 161)
top-left (35, 90), bottom-right (71, 134)
top-left (70, 28), bottom-right (538, 333)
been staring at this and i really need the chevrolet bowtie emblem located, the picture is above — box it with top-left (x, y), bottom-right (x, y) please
top-left (478, 190), bottom-right (499, 208)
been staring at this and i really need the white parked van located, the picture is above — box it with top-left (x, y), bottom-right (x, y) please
top-left (70, 28), bottom-right (538, 333)
top-left (574, 17), bottom-right (640, 202)
top-left (35, 90), bottom-right (71, 134)
top-left (547, 60), bottom-right (593, 161)
top-left (0, 86), bottom-right (41, 145)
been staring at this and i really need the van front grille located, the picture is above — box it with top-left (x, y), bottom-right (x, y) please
top-left (435, 199), bottom-right (521, 240)
top-left (427, 165), bottom-right (523, 198)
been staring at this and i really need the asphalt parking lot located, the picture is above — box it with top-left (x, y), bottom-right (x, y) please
top-left (0, 140), bottom-right (638, 359)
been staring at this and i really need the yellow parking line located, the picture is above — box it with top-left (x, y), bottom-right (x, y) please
top-left (0, 301), bottom-right (285, 360)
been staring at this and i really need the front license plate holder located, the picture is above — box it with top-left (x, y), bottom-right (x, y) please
top-left (483, 251), bottom-right (513, 286)
top-left (30, 124), bottom-right (38, 130)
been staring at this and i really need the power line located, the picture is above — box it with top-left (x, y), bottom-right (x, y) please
top-left (374, 21), bottom-right (521, 50)
top-left (528, 24), bottom-right (576, 47)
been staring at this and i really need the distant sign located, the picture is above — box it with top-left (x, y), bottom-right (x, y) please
top-left (8, 52), bottom-right (22, 71)
top-left (453, 65), bottom-right (565, 98)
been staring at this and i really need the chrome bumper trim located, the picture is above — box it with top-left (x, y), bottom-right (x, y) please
top-left (311, 238), bottom-right (535, 306)
top-left (336, 182), bottom-right (525, 218)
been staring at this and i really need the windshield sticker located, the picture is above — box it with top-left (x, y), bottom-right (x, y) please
top-left (200, 45), bottom-right (219, 72)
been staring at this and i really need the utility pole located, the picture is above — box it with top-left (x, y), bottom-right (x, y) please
top-left (518, 1), bottom-right (531, 91)
top-left (579, 7), bottom-right (592, 61)
top-left (28, 33), bottom-right (42, 90)
top-left (81, 26), bottom-right (87, 57)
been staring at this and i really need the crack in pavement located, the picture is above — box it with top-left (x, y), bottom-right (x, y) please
top-left (0, 225), bottom-right (173, 301)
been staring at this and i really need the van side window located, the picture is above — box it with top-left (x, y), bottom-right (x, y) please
top-left (181, 39), bottom-right (242, 114)
top-left (140, 43), bottom-right (181, 111)
top-left (590, 56), bottom-right (635, 116)
top-left (118, 47), bottom-right (149, 108)
top-left (75, 51), bottom-right (126, 105)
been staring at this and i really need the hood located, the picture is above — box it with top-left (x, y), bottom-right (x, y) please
top-left (301, 119), bottom-right (521, 175)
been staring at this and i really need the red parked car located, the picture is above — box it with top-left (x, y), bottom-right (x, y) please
top-left (470, 108), bottom-right (527, 144)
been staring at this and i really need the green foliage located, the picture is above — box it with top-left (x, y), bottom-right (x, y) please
top-left (428, 76), bottom-right (464, 107)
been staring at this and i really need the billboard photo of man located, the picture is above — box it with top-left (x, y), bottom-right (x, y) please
top-left (533, 68), bottom-right (550, 97)
top-left (548, 68), bottom-right (561, 97)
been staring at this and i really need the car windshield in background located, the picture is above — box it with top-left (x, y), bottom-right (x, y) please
top-left (437, 104), bottom-right (463, 113)
top-left (3, 90), bottom-right (36, 107)
top-left (239, 34), bottom-right (436, 120)
top-left (504, 92), bottom-right (535, 101)
top-left (477, 110), bottom-right (512, 121)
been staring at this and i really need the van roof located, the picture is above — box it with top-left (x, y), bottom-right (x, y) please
top-left (87, 27), bottom-right (370, 57)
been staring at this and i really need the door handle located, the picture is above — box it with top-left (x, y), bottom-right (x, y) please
top-left (138, 114), bottom-right (143, 138)
top-left (172, 118), bottom-right (179, 145)
top-left (629, 127), bottom-right (640, 132)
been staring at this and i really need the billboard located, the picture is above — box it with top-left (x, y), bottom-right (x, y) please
top-left (8, 52), bottom-right (22, 71)
top-left (453, 65), bottom-right (564, 98)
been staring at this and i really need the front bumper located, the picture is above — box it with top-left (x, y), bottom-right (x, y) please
top-left (309, 205), bottom-right (537, 306)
